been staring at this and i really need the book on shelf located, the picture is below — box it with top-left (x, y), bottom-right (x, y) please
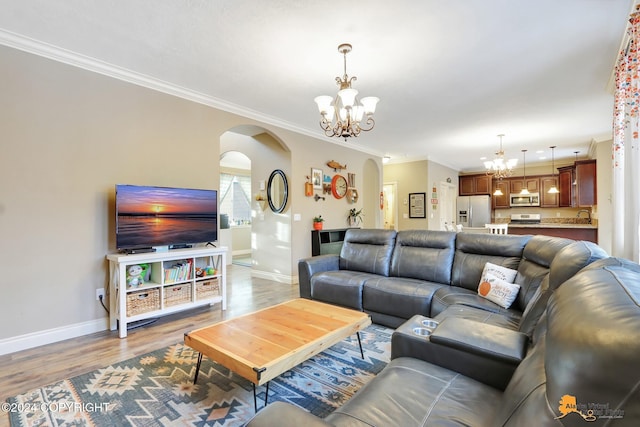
top-left (164, 259), bottom-right (193, 283)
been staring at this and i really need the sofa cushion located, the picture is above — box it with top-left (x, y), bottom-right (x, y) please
top-left (450, 233), bottom-right (530, 291)
top-left (518, 240), bottom-right (607, 336)
top-left (325, 357), bottom-right (501, 427)
top-left (512, 235), bottom-right (573, 312)
top-left (434, 304), bottom-right (521, 330)
top-left (339, 229), bottom-right (397, 276)
top-left (430, 285), bottom-right (522, 317)
top-left (311, 271), bottom-right (380, 310)
top-left (362, 276), bottom-right (444, 322)
top-left (389, 230), bottom-right (456, 284)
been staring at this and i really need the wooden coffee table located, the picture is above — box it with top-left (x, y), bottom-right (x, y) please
top-left (184, 298), bottom-right (371, 411)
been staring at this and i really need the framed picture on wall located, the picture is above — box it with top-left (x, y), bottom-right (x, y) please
top-left (311, 168), bottom-right (323, 189)
top-left (409, 192), bottom-right (426, 218)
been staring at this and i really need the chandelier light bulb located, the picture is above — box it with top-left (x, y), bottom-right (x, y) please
top-left (520, 149), bottom-right (530, 195)
top-left (548, 145), bottom-right (560, 194)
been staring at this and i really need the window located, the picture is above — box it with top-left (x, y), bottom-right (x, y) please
top-left (220, 173), bottom-right (252, 225)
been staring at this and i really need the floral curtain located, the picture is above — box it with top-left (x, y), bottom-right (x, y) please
top-left (612, 6), bottom-right (640, 262)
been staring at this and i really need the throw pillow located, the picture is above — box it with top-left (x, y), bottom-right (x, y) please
top-left (478, 274), bottom-right (521, 309)
top-left (480, 262), bottom-right (518, 284)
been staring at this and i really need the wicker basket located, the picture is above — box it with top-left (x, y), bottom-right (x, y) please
top-left (164, 284), bottom-right (192, 307)
top-left (196, 278), bottom-right (220, 300)
top-left (126, 288), bottom-right (160, 316)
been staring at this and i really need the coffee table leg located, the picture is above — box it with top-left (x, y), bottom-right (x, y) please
top-left (193, 352), bottom-right (203, 384)
top-left (357, 332), bottom-right (364, 359)
top-left (252, 367), bottom-right (269, 412)
top-left (251, 382), bottom-right (270, 412)
top-left (252, 383), bottom-right (257, 412)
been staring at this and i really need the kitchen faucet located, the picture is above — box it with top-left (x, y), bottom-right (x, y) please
top-left (576, 209), bottom-right (591, 224)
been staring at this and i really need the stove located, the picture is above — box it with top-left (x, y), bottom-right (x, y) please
top-left (510, 213), bottom-right (541, 224)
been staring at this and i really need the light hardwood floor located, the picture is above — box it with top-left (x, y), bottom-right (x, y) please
top-left (0, 265), bottom-right (299, 425)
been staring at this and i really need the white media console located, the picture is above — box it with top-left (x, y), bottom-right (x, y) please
top-left (106, 247), bottom-right (227, 338)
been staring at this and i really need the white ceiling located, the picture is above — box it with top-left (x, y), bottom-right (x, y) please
top-left (0, 0), bottom-right (634, 171)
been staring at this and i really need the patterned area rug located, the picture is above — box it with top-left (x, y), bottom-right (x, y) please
top-left (7, 324), bottom-right (391, 426)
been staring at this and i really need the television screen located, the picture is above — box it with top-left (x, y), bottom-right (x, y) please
top-left (116, 184), bottom-right (218, 251)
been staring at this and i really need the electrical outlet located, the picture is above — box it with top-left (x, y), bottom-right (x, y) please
top-left (96, 288), bottom-right (105, 301)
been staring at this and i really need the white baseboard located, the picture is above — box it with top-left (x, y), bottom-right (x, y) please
top-left (0, 317), bottom-right (109, 356)
top-left (251, 269), bottom-right (299, 285)
top-left (232, 249), bottom-right (252, 256)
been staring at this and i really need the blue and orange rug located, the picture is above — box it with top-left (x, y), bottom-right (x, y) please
top-left (7, 324), bottom-right (390, 426)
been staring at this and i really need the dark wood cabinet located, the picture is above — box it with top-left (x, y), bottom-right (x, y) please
top-left (509, 178), bottom-right (539, 194)
top-left (575, 160), bottom-right (597, 207)
top-left (459, 174), bottom-right (491, 195)
top-left (540, 176), bottom-right (559, 208)
top-left (492, 180), bottom-right (510, 209)
top-left (459, 176), bottom-right (475, 195)
top-left (461, 160), bottom-right (595, 208)
top-left (557, 166), bottom-right (575, 207)
top-left (474, 175), bottom-right (491, 194)
top-left (557, 161), bottom-right (596, 207)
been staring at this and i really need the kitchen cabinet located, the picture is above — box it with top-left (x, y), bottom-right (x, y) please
top-left (459, 174), bottom-right (491, 195)
top-left (557, 166), bottom-right (575, 207)
top-left (492, 180), bottom-right (510, 209)
top-left (509, 178), bottom-right (539, 194)
top-left (575, 160), bottom-right (597, 207)
top-left (557, 160), bottom-right (596, 207)
top-left (540, 176), bottom-right (559, 208)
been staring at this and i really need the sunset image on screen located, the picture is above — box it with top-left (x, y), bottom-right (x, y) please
top-left (117, 186), bottom-right (216, 216)
top-left (115, 185), bottom-right (218, 249)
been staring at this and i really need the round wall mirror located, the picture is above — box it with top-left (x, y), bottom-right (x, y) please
top-left (267, 169), bottom-right (288, 213)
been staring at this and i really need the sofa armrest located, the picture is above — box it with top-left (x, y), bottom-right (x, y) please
top-left (246, 401), bottom-right (332, 427)
top-left (430, 317), bottom-right (528, 365)
top-left (391, 315), bottom-right (528, 390)
top-left (298, 255), bottom-right (340, 299)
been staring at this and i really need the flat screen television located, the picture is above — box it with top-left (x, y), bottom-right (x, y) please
top-left (115, 184), bottom-right (218, 251)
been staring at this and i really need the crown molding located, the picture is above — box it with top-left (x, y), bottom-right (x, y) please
top-left (0, 29), bottom-right (385, 159)
top-left (0, 29), bottom-right (308, 132)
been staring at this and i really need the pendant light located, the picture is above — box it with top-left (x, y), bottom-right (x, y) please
top-left (572, 151), bottom-right (579, 185)
top-left (520, 149), bottom-right (530, 195)
top-left (548, 146), bottom-right (559, 194)
top-left (493, 178), bottom-right (504, 196)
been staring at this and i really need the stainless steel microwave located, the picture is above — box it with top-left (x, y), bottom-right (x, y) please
top-left (510, 193), bottom-right (540, 207)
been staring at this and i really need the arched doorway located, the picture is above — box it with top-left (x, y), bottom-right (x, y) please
top-left (219, 151), bottom-right (252, 266)
top-left (219, 126), bottom-right (294, 283)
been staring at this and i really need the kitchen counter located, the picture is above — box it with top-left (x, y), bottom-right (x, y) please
top-left (508, 223), bottom-right (597, 229)
top-left (507, 223), bottom-right (597, 243)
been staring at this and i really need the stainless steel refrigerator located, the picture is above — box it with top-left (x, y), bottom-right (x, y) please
top-left (456, 195), bottom-right (491, 228)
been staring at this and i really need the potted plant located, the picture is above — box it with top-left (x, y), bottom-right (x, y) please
top-left (313, 215), bottom-right (324, 230)
top-left (348, 208), bottom-right (363, 226)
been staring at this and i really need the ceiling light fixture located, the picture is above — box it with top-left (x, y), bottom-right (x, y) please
top-left (382, 155), bottom-right (391, 164)
top-left (548, 146), bottom-right (559, 194)
top-left (520, 149), bottom-right (530, 195)
top-left (493, 179), bottom-right (504, 196)
top-left (484, 134), bottom-right (517, 179)
top-left (314, 43), bottom-right (379, 141)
